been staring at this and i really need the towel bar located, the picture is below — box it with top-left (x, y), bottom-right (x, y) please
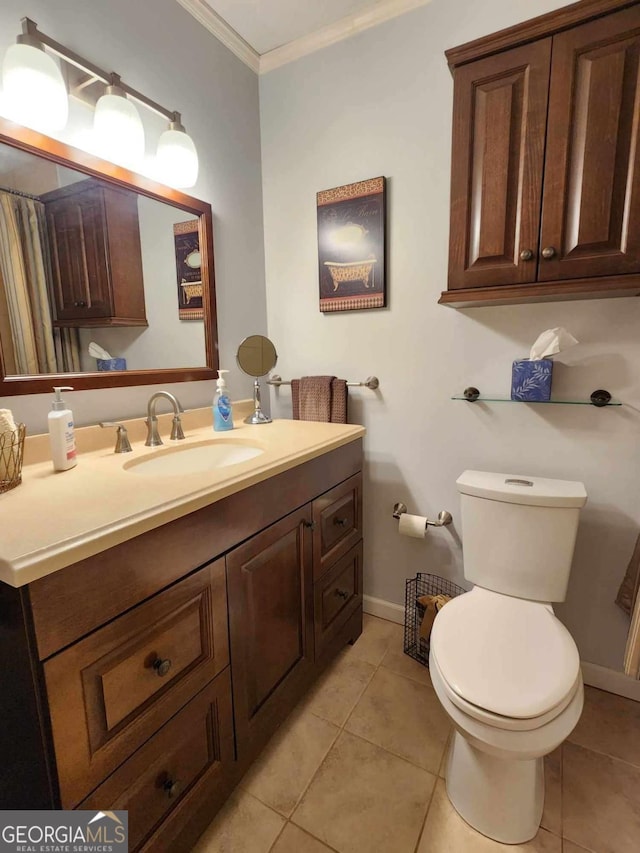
top-left (268, 374), bottom-right (379, 390)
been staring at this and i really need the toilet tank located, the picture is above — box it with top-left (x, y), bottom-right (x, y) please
top-left (456, 471), bottom-right (587, 602)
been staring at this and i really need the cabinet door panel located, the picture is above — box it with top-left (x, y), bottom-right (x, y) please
top-left (540, 6), bottom-right (640, 280)
top-left (227, 506), bottom-right (313, 760)
top-left (47, 193), bottom-right (112, 320)
top-left (448, 39), bottom-right (551, 289)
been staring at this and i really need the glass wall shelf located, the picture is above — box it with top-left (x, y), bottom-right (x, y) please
top-left (453, 388), bottom-right (620, 407)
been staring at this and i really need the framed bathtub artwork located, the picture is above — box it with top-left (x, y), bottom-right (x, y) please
top-left (317, 176), bottom-right (386, 312)
top-left (173, 220), bottom-right (204, 320)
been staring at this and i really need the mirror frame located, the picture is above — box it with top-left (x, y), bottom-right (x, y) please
top-left (0, 116), bottom-right (218, 396)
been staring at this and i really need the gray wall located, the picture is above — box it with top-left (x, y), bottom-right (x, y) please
top-left (260, 0), bottom-right (640, 672)
top-left (0, 0), bottom-right (267, 429)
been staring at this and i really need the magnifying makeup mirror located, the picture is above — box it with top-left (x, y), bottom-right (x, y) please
top-left (236, 334), bottom-right (278, 424)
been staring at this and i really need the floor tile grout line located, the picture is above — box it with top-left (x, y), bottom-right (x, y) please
top-left (565, 738), bottom-right (640, 771)
top-left (282, 718), bottom-right (342, 822)
top-left (337, 724), bottom-right (450, 778)
top-left (266, 819), bottom-right (288, 852)
top-left (559, 742), bottom-right (564, 841)
top-left (411, 764), bottom-right (441, 853)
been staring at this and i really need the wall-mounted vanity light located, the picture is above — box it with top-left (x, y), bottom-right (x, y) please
top-left (0, 18), bottom-right (199, 188)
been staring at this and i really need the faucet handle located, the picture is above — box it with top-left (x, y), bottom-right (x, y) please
top-left (100, 422), bottom-right (133, 453)
top-left (170, 414), bottom-right (185, 441)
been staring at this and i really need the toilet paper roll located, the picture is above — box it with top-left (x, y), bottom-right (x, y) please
top-left (398, 513), bottom-right (428, 539)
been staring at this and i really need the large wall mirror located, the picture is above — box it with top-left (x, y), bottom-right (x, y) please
top-left (0, 117), bottom-right (218, 396)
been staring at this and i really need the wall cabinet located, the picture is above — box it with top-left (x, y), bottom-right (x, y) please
top-left (42, 179), bottom-right (147, 326)
top-left (0, 440), bottom-right (363, 852)
top-left (442, 0), bottom-right (640, 307)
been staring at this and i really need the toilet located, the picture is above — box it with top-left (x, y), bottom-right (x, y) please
top-left (429, 470), bottom-right (587, 844)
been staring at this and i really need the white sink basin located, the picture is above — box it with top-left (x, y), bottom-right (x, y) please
top-left (123, 440), bottom-right (265, 476)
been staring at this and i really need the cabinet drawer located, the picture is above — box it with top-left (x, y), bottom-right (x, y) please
top-left (44, 560), bottom-right (228, 808)
top-left (313, 473), bottom-right (362, 578)
top-left (81, 671), bottom-right (234, 852)
top-left (314, 542), bottom-right (363, 656)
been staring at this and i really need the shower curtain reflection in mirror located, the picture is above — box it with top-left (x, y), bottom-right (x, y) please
top-left (0, 190), bottom-right (79, 375)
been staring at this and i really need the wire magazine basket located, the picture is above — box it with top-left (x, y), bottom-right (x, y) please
top-left (403, 572), bottom-right (466, 667)
top-left (0, 423), bottom-right (26, 494)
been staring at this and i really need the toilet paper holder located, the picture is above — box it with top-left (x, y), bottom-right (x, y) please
top-left (393, 502), bottom-right (453, 529)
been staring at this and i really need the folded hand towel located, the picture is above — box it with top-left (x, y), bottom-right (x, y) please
top-left (0, 408), bottom-right (17, 434)
top-left (616, 532), bottom-right (640, 616)
top-left (291, 376), bottom-right (348, 424)
top-left (417, 594), bottom-right (452, 640)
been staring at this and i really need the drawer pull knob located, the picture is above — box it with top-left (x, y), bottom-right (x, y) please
top-left (152, 657), bottom-right (172, 677)
top-left (334, 517), bottom-right (349, 527)
top-left (303, 520), bottom-right (316, 530)
top-left (335, 588), bottom-right (350, 600)
top-left (73, 300), bottom-right (87, 307)
top-left (519, 249), bottom-right (533, 261)
top-left (541, 246), bottom-right (556, 259)
top-left (163, 778), bottom-right (181, 799)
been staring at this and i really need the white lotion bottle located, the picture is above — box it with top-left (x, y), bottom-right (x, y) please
top-left (48, 386), bottom-right (77, 471)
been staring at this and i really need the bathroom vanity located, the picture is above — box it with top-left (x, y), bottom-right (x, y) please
top-left (0, 411), bottom-right (364, 851)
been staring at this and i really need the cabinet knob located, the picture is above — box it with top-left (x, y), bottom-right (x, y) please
top-left (303, 520), bottom-right (316, 530)
top-left (541, 246), bottom-right (556, 259)
top-left (519, 249), bottom-right (534, 261)
top-left (333, 517), bottom-right (349, 527)
top-left (152, 657), bottom-right (172, 677)
top-left (334, 588), bottom-right (350, 600)
top-left (73, 300), bottom-right (87, 307)
top-left (163, 778), bottom-right (181, 799)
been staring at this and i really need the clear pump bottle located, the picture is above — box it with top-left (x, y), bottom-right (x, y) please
top-left (213, 370), bottom-right (234, 431)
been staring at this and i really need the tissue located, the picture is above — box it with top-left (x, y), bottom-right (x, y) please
top-left (88, 341), bottom-right (126, 371)
top-left (529, 327), bottom-right (578, 361)
top-left (511, 327), bottom-right (578, 402)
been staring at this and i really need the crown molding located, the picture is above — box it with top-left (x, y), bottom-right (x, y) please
top-left (259, 0), bottom-right (432, 74)
top-left (175, 0), bottom-right (260, 73)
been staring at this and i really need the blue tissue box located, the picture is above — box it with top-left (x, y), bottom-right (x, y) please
top-left (97, 358), bottom-right (127, 372)
top-left (511, 359), bottom-right (553, 401)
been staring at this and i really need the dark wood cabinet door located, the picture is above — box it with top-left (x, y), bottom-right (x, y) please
top-left (539, 5), bottom-right (640, 281)
top-left (227, 506), bottom-right (314, 761)
top-left (448, 39), bottom-right (551, 289)
top-left (47, 190), bottom-right (112, 321)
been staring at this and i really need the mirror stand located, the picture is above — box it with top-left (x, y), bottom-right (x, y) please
top-left (236, 334), bottom-right (278, 425)
top-left (246, 378), bottom-right (272, 425)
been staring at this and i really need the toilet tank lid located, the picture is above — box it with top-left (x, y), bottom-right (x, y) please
top-left (456, 470), bottom-right (587, 508)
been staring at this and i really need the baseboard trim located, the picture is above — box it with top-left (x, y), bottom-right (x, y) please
top-left (363, 595), bottom-right (640, 701)
top-left (580, 661), bottom-right (640, 701)
top-left (363, 594), bottom-right (404, 624)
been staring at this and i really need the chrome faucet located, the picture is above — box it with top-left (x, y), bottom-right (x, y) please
top-left (145, 391), bottom-right (186, 446)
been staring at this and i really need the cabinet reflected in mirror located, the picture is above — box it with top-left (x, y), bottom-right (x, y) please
top-left (0, 118), bottom-right (217, 395)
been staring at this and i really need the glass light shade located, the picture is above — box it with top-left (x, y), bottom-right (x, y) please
top-left (2, 42), bottom-right (68, 133)
top-left (93, 91), bottom-right (145, 170)
top-left (156, 127), bottom-right (199, 188)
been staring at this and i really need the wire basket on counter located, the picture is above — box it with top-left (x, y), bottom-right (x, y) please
top-left (403, 572), bottom-right (466, 667)
top-left (0, 423), bottom-right (26, 493)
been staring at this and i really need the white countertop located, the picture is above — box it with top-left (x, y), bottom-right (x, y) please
top-left (0, 402), bottom-right (364, 588)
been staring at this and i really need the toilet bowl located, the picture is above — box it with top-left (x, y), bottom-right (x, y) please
top-left (429, 587), bottom-right (583, 843)
top-left (429, 471), bottom-right (587, 844)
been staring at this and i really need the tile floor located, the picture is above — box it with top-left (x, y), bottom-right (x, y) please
top-left (192, 615), bottom-right (640, 853)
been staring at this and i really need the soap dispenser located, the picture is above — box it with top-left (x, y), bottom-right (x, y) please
top-left (48, 386), bottom-right (77, 471)
top-left (213, 370), bottom-right (234, 431)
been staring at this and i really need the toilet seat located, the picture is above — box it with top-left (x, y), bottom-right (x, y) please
top-left (430, 586), bottom-right (580, 725)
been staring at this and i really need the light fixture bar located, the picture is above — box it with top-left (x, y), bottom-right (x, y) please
top-left (21, 17), bottom-right (177, 123)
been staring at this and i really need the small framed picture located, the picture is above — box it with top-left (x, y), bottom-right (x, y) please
top-left (317, 176), bottom-right (386, 312)
top-left (173, 220), bottom-right (203, 320)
